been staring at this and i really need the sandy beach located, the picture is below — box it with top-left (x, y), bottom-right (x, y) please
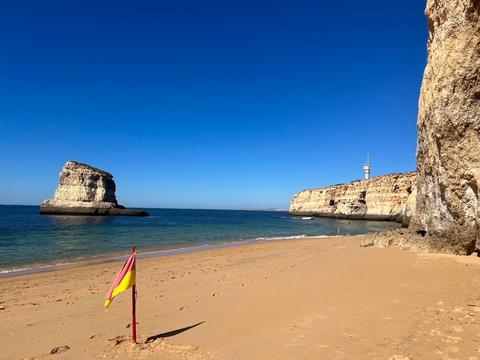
top-left (2, 235), bottom-right (480, 359)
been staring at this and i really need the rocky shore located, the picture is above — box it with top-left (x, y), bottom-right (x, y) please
top-left (40, 161), bottom-right (149, 217)
top-left (289, 172), bottom-right (416, 226)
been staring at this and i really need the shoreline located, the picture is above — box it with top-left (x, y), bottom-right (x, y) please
top-left (0, 206), bottom-right (399, 279)
top-left (2, 234), bottom-right (480, 359)
top-left (0, 233), bottom-right (346, 279)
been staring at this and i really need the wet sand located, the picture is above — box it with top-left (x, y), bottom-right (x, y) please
top-left (2, 235), bottom-right (480, 359)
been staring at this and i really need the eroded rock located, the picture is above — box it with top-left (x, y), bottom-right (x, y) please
top-left (411, 0), bottom-right (480, 255)
top-left (289, 172), bottom-right (416, 225)
top-left (360, 229), bottom-right (447, 253)
top-left (40, 161), bottom-right (148, 216)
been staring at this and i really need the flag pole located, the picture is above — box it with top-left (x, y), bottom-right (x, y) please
top-left (131, 245), bottom-right (137, 344)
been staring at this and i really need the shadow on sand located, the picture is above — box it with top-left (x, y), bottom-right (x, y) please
top-left (146, 321), bottom-right (205, 343)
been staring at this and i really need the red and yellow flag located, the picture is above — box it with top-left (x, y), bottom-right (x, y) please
top-left (104, 250), bottom-right (136, 308)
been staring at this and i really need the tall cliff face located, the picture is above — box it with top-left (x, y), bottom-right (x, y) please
top-left (411, 0), bottom-right (480, 254)
top-left (289, 172), bottom-right (416, 226)
top-left (40, 161), bottom-right (148, 216)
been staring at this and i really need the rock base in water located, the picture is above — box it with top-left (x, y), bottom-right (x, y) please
top-left (39, 206), bottom-right (149, 217)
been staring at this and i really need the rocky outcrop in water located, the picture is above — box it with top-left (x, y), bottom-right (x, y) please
top-left (289, 172), bottom-right (416, 226)
top-left (410, 0), bottom-right (480, 255)
top-left (40, 161), bottom-right (148, 216)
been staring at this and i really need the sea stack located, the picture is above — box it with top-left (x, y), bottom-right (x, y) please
top-left (40, 161), bottom-right (149, 216)
top-left (410, 0), bottom-right (480, 254)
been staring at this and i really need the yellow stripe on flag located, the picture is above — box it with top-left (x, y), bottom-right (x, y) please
top-left (104, 251), bottom-right (136, 308)
top-left (104, 270), bottom-right (135, 308)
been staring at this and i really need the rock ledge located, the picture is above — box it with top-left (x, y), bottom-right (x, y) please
top-left (360, 229), bottom-right (476, 255)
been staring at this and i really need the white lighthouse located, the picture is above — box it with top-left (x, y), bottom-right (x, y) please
top-left (363, 154), bottom-right (371, 180)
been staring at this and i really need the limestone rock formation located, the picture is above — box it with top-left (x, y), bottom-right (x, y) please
top-left (289, 172), bottom-right (416, 226)
top-left (410, 0), bottom-right (480, 254)
top-left (42, 161), bottom-right (118, 209)
top-left (40, 161), bottom-right (149, 216)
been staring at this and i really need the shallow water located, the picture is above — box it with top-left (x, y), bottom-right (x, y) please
top-left (0, 205), bottom-right (399, 275)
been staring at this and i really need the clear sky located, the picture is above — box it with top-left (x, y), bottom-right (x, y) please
top-left (0, 0), bottom-right (427, 209)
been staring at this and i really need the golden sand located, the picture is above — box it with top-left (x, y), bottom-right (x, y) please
top-left (2, 235), bottom-right (480, 359)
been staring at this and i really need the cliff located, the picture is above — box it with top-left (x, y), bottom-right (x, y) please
top-left (289, 172), bottom-right (416, 226)
top-left (40, 161), bottom-right (148, 216)
top-left (410, 0), bottom-right (480, 254)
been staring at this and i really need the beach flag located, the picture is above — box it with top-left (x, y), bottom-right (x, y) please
top-left (104, 246), bottom-right (138, 343)
top-left (104, 248), bottom-right (136, 308)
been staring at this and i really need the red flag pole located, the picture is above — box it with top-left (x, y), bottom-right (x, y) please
top-left (131, 245), bottom-right (137, 344)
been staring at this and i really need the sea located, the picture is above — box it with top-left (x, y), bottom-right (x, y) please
top-left (0, 205), bottom-right (400, 277)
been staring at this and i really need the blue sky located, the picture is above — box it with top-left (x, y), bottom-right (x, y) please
top-left (0, 0), bottom-right (427, 209)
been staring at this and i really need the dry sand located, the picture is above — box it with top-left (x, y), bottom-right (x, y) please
top-left (2, 235), bottom-right (480, 359)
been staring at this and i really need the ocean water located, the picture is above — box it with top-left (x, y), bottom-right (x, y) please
top-left (0, 205), bottom-right (399, 276)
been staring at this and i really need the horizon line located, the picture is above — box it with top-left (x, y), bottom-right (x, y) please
top-left (0, 204), bottom-right (289, 212)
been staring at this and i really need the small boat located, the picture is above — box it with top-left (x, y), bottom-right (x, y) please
top-left (301, 217), bottom-right (313, 220)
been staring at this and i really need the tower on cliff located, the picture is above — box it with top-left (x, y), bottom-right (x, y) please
top-left (363, 154), bottom-right (371, 180)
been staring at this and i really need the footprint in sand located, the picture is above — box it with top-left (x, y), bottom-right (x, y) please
top-left (444, 335), bottom-right (462, 344)
top-left (453, 325), bottom-right (464, 333)
top-left (446, 345), bottom-right (459, 353)
top-left (49, 345), bottom-right (70, 354)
